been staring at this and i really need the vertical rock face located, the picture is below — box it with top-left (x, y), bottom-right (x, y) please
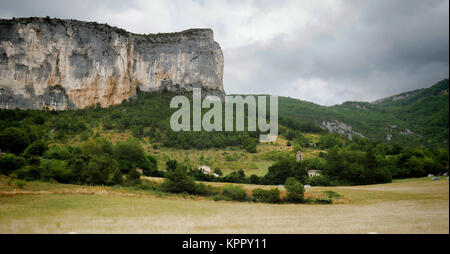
top-left (0, 17), bottom-right (224, 109)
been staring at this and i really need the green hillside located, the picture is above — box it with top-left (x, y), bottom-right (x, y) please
top-left (279, 79), bottom-right (449, 148)
top-left (0, 79), bottom-right (448, 189)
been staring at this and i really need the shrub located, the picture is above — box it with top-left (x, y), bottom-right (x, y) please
top-left (142, 155), bottom-right (162, 177)
top-left (40, 159), bottom-right (75, 183)
top-left (85, 155), bottom-right (122, 185)
top-left (15, 179), bottom-right (27, 189)
top-left (284, 177), bottom-right (305, 203)
top-left (194, 183), bottom-right (219, 196)
top-left (223, 170), bottom-right (246, 183)
top-left (264, 157), bottom-right (308, 185)
top-left (220, 184), bottom-right (247, 201)
top-left (165, 159), bottom-right (178, 171)
top-left (137, 180), bottom-right (158, 190)
top-left (304, 175), bottom-right (334, 186)
top-left (161, 165), bottom-right (197, 194)
top-left (0, 127), bottom-right (31, 155)
top-left (113, 138), bottom-right (146, 173)
top-left (314, 198), bottom-right (333, 204)
top-left (14, 165), bottom-right (41, 181)
top-left (249, 174), bottom-right (260, 184)
top-left (117, 159), bottom-right (136, 174)
top-left (65, 153), bottom-right (123, 185)
top-left (124, 168), bottom-right (141, 186)
top-left (213, 168), bottom-right (223, 176)
top-left (81, 137), bottom-right (113, 156)
top-left (252, 188), bottom-right (281, 203)
top-left (0, 153), bottom-right (26, 175)
top-left (44, 145), bottom-right (73, 160)
top-left (23, 140), bottom-right (48, 157)
top-left (322, 190), bottom-right (342, 199)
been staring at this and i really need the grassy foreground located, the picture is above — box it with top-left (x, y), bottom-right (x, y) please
top-left (0, 177), bottom-right (448, 233)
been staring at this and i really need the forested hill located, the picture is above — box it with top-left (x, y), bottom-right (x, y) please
top-left (278, 79), bottom-right (449, 148)
top-left (0, 79), bottom-right (448, 150)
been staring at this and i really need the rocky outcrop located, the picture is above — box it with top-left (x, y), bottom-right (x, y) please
top-left (0, 17), bottom-right (224, 109)
top-left (320, 120), bottom-right (366, 140)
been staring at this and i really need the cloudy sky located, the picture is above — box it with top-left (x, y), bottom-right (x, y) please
top-left (1, 0), bottom-right (448, 105)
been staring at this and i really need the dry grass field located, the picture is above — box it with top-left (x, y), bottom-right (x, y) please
top-left (0, 176), bottom-right (448, 234)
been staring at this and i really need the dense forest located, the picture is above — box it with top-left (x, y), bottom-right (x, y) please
top-left (279, 79), bottom-right (449, 148)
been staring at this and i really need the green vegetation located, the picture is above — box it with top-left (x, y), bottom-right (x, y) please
top-left (284, 177), bottom-right (305, 203)
top-left (279, 79), bottom-right (449, 148)
top-left (217, 184), bottom-right (247, 202)
top-left (0, 79), bottom-right (448, 196)
top-left (252, 188), bottom-right (281, 203)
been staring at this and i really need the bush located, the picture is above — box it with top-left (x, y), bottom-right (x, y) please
top-left (264, 157), bottom-right (308, 185)
top-left (124, 168), bottom-right (141, 186)
top-left (194, 183), bottom-right (219, 196)
top-left (161, 165), bottom-right (197, 194)
top-left (65, 153), bottom-right (123, 185)
top-left (322, 190), bottom-right (342, 199)
top-left (0, 127), bottom-right (31, 155)
top-left (304, 175), bottom-right (334, 186)
top-left (23, 140), bottom-right (48, 157)
top-left (44, 145), bottom-right (73, 160)
top-left (14, 165), bottom-right (41, 181)
top-left (213, 168), bottom-right (223, 176)
top-left (113, 138), bottom-right (146, 173)
top-left (87, 155), bottom-right (122, 185)
top-left (0, 153), bottom-right (26, 175)
top-left (117, 159), bottom-right (136, 174)
top-left (249, 174), bottom-right (261, 184)
top-left (314, 198), bottom-right (333, 204)
top-left (40, 159), bottom-right (75, 183)
top-left (252, 188), bottom-right (281, 203)
top-left (15, 179), bottom-right (27, 189)
top-left (142, 155), bottom-right (162, 177)
top-left (137, 180), bottom-right (159, 190)
top-left (223, 170), bottom-right (246, 183)
top-left (166, 159), bottom-right (178, 171)
top-left (220, 184), bottom-right (247, 201)
top-left (81, 137), bottom-right (113, 156)
top-left (284, 177), bottom-right (305, 203)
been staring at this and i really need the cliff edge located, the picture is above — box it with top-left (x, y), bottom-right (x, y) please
top-left (0, 17), bottom-right (224, 109)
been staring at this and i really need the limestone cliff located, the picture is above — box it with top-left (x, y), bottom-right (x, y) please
top-left (0, 17), bottom-right (224, 109)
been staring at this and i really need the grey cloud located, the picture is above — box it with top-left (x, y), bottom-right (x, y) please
top-left (0, 0), bottom-right (448, 105)
top-left (0, 0), bottom-right (138, 20)
top-left (224, 0), bottom-right (449, 104)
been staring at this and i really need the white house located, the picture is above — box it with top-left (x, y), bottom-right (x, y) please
top-left (307, 170), bottom-right (321, 178)
top-left (198, 165), bottom-right (212, 174)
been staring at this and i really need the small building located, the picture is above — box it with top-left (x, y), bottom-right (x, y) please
top-left (198, 165), bottom-right (212, 174)
top-left (308, 143), bottom-right (317, 148)
top-left (296, 151), bottom-right (303, 162)
top-left (307, 170), bottom-right (321, 178)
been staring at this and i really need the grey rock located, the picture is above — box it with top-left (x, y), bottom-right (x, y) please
top-left (0, 17), bottom-right (224, 110)
top-left (320, 120), bottom-right (366, 140)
